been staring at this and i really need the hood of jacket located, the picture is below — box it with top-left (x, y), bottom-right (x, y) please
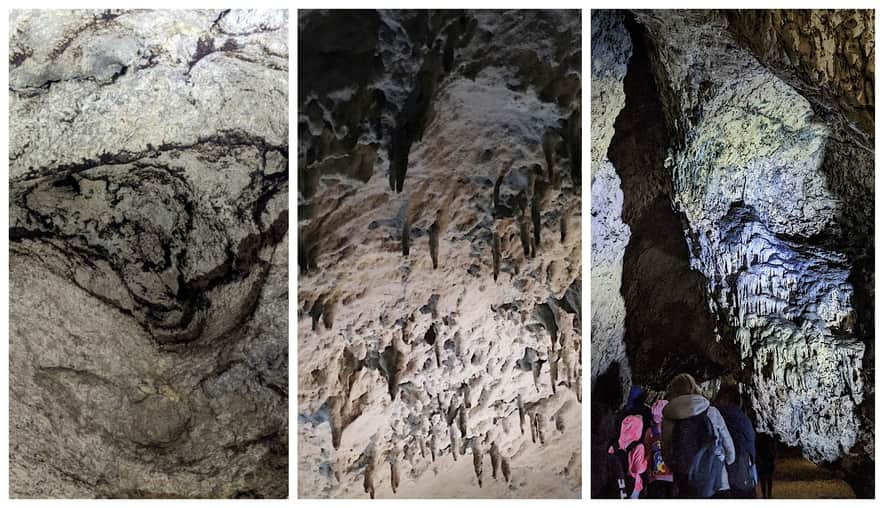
top-left (663, 394), bottom-right (709, 420)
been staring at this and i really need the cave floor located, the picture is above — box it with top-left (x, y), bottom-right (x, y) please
top-left (766, 450), bottom-right (855, 499)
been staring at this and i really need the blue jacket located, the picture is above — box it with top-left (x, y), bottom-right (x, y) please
top-left (716, 404), bottom-right (756, 461)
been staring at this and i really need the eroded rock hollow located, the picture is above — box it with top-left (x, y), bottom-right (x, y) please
top-left (298, 10), bottom-right (582, 498)
top-left (591, 9), bottom-right (874, 497)
top-left (9, 9), bottom-right (289, 498)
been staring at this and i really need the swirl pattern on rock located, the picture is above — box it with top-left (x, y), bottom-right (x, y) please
top-left (298, 10), bottom-right (581, 498)
top-left (9, 9), bottom-right (289, 498)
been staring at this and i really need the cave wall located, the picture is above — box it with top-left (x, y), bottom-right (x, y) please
top-left (298, 10), bottom-right (582, 498)
top-left (9, 9), bottom-right (289, 498)
top-left (632, 8), bottom-right (873, 470)
top-left (591, 9), bottom-right (874, 496)
top-left (589, 11), bottom-right (632, 395)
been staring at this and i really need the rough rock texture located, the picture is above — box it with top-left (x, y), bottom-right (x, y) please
top-left (9, 9), bottom-right (289, 498)
top-left (589, 11), bottom-right (631, 392)
top-left (298, 10), bottom-right (581, 498)
top-left (591, 9), bottom-right (873, 497)
top-left (727, 10), bottom-right (874, 137)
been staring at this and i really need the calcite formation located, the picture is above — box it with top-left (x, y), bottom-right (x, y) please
top-left (298, 10), bottom-right (582, 498)
top-left (591, 9), bottom-right (873, 497)
top-left (9, 9), bottom-right (289, 498)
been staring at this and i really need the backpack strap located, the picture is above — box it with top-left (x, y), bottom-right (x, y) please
top-left (702, 408), bottom-right (720, 451)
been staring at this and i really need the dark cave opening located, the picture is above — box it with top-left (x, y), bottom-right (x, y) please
top-left (607, 16), bottom-right (739, 391)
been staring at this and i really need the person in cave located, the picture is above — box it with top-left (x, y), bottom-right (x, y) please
top-left (755, 433), bottom-right (777, 498)
top-left (662, 373), bottom-right (735, 498)
top-left (623, 385), bottom-right (654, 428)
top-left (643, 399), bottom-right (674, 498)
top-left (714, 385), bottom-right (757, 498)
top-left (603, 414), bottom-right (648, 499)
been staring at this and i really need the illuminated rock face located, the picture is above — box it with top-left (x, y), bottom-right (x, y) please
top-left (9, 9), bottom-right (288, 498)
top-left (298, 10), bottom-right (582, 499)
top-left (591, 9), bottom-right (873, 496)
top-left (589, 11), bottom-right (631, 392)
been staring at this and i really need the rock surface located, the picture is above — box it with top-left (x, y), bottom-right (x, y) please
top-left (298, 10), bottom-right (581, 498)
top-left (589, 11), bottom-right (631, 391)
top-left (9, 9), bottom-right (289, 498)
top-left (591, 9), bottom-right (873, 497)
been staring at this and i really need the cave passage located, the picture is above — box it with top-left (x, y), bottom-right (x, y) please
top-left (607, 16), bottom-right (737, 391)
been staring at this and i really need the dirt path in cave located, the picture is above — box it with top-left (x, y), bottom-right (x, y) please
top-left (766, 449), bottom-right (855, 499)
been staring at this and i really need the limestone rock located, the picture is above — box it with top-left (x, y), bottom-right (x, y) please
top-left (589, 10), bottom-right (631, 390)
top-left (298, 10), bottom-right (581, 498)
top-left (631, 9), bottom-right (872, 466)
top-left (9, 9), bottom-right (289, 498)
top-left (591, 9), bottom-right (873, 496)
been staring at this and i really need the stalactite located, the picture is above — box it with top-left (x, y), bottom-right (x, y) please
top-left (472, 440), bottom-right (483, 487)
top-left (489, 441), bottom-right (500, 480)
top-left (492, 230), bottom-right (501, 282)
top-left (401, 218), bottom-right (410, 257)
top-left (531, 198), bottom-right (541, 249)
top-left (517, 394), bottom-right (525, 434)
top-left (501, 457), bottom-right (511, 484)
top-left (429, 220), bottom-right (440, 269)
top-left (518, 214), bottom-right (530, 258)
top-left (389, 454), bottom-right (401, 494)
top-left (560, 211), bottom-right (567, 243)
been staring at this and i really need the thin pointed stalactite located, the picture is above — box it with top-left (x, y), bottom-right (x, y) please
top-left (489, 441), bottom-right (500, 480)
top-left (518, 214), bottom-right (531, 258)
top-left (390, 460), bottom-right (400, 494)
top-left (472, 440), bottom-right (484, 487)
top-left (517, 394), bottom-right (525, 435)
top-left (492, 230), bottom-right (501, 281)
top-left (531, 198), bottom-right (541, 249)
top-left (429, 220), bottom-right (440, 269)
top-left (401, 218), bottom-right (410, 257)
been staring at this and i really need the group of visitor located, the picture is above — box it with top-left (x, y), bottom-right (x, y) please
top-left (602, 373), bottom-right (777, 499)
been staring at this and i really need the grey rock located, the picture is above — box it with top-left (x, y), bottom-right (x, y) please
top-left (9, 9), bottom-right (288, 498)
top-left (589, 11), bottom-right (632, 390)
top-left (590, 9), bottom-right (873, 495)
top-left (298, 10), bottom-right (581, 499)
